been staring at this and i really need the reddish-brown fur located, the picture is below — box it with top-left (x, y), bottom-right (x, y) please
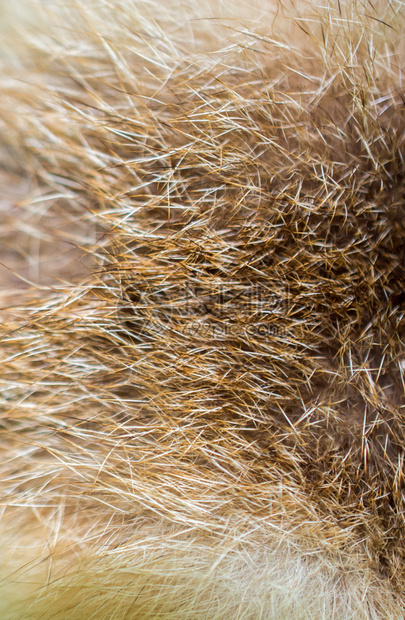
top-left (0, 1), bottom-right (404, 617)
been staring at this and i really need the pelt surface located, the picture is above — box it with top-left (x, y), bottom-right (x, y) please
top-left (0, 1), bottom-right (404, 618)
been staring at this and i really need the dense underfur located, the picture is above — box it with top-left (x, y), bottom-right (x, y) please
top-left (0, 0), bottom-right (405, 617)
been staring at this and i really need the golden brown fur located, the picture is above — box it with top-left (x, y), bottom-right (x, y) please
top-left (0, 1), bottom-right (404, 617)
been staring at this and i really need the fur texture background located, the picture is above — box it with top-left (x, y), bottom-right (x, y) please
top-left (0, 1), bottom-right (404, 617)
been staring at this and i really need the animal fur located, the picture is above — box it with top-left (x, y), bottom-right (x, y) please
top-left (0, 0), bottom-right (404, 617)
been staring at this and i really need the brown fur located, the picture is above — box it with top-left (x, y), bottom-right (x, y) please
top-left (0, 1), bottom-right (404, 617)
